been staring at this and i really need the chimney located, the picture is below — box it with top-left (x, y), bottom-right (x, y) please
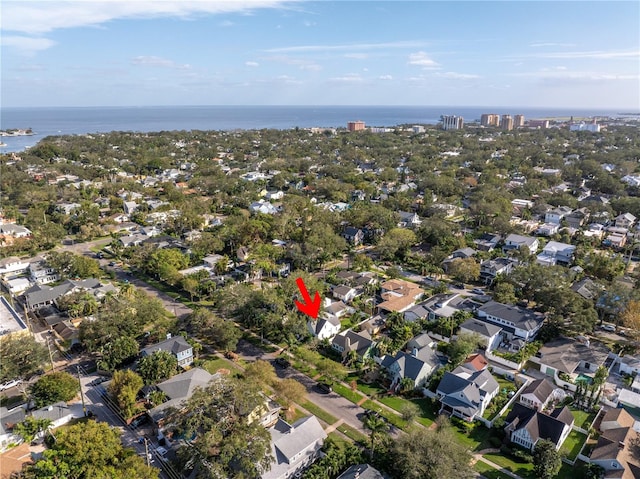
top-left (619, 441), bottom-right (626, 449)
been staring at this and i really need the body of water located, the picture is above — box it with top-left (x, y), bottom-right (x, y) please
top-left (0, 105), bottom-right (622, 153)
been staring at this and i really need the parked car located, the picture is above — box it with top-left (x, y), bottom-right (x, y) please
top-left (274, 357), bottom-right (291, 369)
top-left (155, 446), bottom-right (168, 457)
top-left (316, 382), bottom-right (332, 394)
top-left (601, 324), bottom-right (616, 332)
top-left (0, 379), bottom-right (21, 391)
top-left (130, 415), bottom-right (148, 428)
top-left (471, 288), bottom-right (485, 295)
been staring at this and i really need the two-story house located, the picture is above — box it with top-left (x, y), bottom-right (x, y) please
top-left (476, 301), bottom-right (544, 343)
top-left (589, 408), bottom-right (640, 478)
top-left (380, 343), bottom-right (441, 391)
top-left (518, 378), bottom-right (561, 411)
top-left (545, 206), bottom-right (573, 225)
top-left (615, 213), bottom-right (636, 229)
top-left (342, 227), bottom-right (365, 246)
top-left (504, 403), bottom-right (574, 452)
top-left (436, 363), bottom-right (499, 421)
top-left (142, 334), bottom-right (194, 368)
top-left (479, 257), bottom-right (516, 285)
top-left (331, 329), bottom-right (374, 360)
top-left (502, 234), bottom-right (539, 255)
top-left (536, 241), bottom-right (576, 267)
top-left (458, 319), bottom-right (502, 352)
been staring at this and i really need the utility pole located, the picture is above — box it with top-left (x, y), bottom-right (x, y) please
top-left (77, 365), bottom-right (87, 417)
top-left (46, 336), bottom-right (55, 372)
top-left (143, 436), bottom-right (150, 467)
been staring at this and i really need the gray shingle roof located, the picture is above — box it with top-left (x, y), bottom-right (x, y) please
top-left (337, 464), bottom-right (386, 479)
top-left (477, 301), bottom-right (544, 332)
top-left (460, 318), bottom-right (502, 338)
top-left (142, 336), bottom-right (192, 357)
top-left (505, 403), bottom-right (574, 447)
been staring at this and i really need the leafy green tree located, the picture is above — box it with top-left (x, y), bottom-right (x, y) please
top-left (533, 439), bottom-right (562, 479)
top-left (244, 359), bottom-right (277, 388)
top-left (447, 333), bottom-right (481, 367)
top-left (187, 308), bottom-right (241, 352)
top-left (108, 370), bottom-right (143, 418)
top-left (20, 420), bottom-right (158, 479)
top-left (273, 378), bottom-right (306, 411)
top-left (377, 228), bottom-right (417, 260)
top-left (0, 335), bottom-right (48, 382)
top-left (447, 257), bottom-right (480, 283)
top-left (400, 402), bottom-right (420, 422)
top-left (14, 417), bottom-right (52, 442)
top-left (137, 350), bottom-right (178, 385)
top-left (168, 376), bottom-right (272, 479)
top-left (390, 425), bottom-right (475, 479)
top-left (493, 281), bottom-right (518, 304)
top-left (97, 336), bottom-right (139, 372)
top-left (31, 372), bottom-right (79, 408)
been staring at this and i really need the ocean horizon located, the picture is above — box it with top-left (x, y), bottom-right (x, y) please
top-left (0, 105), bottom-right (630, 153)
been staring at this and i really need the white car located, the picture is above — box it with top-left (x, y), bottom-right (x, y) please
top-left (155, 446), bottom-right (168, 457)
top-left (0, 379), bottom-right (22, 391)
top-left (601, 324), bottom-right (616, 332)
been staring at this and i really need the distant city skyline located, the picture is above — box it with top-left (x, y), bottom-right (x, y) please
top-left (2, 1), bottom-right (639, 109)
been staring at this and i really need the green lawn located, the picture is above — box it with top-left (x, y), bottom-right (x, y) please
top-left (356, 380), bottom-right (386, 397)
top-left (200, 357), bottom-right (241, 375)
top-left (495, 375), bottom-right (517, 393)
top-left (484, 452), bottom-right (535, 478)
top-left (451, 423), bottom-right (494, 451)
top-left (560, 430), bottom-right (587, 461)
top-left (337, 423), bottom-right (368, 444)
top-left (300, 401), bottom-right (338, 425)
top-left (361, 400), bottom-right (408, 429)
top-left (377, 395), bottom-right (408, 411)
top-left (332, 382), bottom-right (365, 404)
top-left (473, 460), bottom-right (513, 479)
top-left (569, 406), bottom-right (596, 429)
top-left (327, 431), bottom-right (351, 448)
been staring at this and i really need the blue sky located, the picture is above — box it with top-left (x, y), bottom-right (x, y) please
top-left (2, 1), bottom-right (639, 108)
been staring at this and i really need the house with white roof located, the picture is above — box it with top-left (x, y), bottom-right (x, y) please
top-left (536, 241), bottom-right (576, 267)
top-left (262, 416), bottom-right (326, 479)
top-left (503, 234), bottom-right (539, 255)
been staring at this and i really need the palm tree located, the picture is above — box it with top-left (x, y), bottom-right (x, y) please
top-left (363, 415), bottom-right (388, 458)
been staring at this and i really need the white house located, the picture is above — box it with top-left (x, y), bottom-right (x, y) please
top-left (544, 206), bottom-right (573, 225)
top-left (332, 285), bottom-right (358, 303)
top-left (503, 234), bottom-right (539, 255)
top-left (436, 363), bottom-right (499, 421)
top-left (505, 403), bottom-right (574, 451)
top-left (0, 257), bottom-right (29, 275)
top-left (519, 378), bottom-right (560, 411)
top-left (307, 315), bottom-right (341, 340)
top-left (459, 319), bottom-right (502, 352)
top-left (536, 241), bottom-right (576, 267)
top-left (476, 301), bottom-right (545, 342)
top-left (141, 335), bottom-right (194, 368)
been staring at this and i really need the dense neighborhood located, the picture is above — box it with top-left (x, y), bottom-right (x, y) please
top-left (2, 116), bottom-right (640, 478)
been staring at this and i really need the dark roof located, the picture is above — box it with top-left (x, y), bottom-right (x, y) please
top-left (537, 337), bottom-right (609, 375)
top-left (505, 403), bottom-right (574, 446)
top-left (520, 378), bottom-right (556, 404)
top-left (337, 464), bottom-right (386, 479)
top-left (460, 318), bottom-right (502, 337)
top-left (477, 301), bottom-right (544, 332)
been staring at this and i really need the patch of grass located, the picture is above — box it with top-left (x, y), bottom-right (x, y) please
top-left (377, 395), bottom-right (408, 412)
top-left (200, 357), bottom-right (241, 375)
top-left (300, 401), bottom-right (338, 426)
top-left (361, 400), bottom-right (407, 429)
top-left (337, 423), bottom-right (367, 444)
top-left (356, 380), bottom-right (386, 397)
top-left (560, 430), bottom-right (587, 461)
top-left (327, 432), bottom-right (351, 448)
top-left (569, 406), bottom-right (596, 429)
top-left (473, 460), bottom-right (513, 479)
top-left (332, 382), bottom-right (365, 404)
top-left (451, 423), bottom-right (493, 451)
top-left (484, 452), bottom-right (535, 479)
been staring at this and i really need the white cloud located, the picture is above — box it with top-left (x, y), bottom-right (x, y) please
top-left (408, 51), bottom-right (440, 69)
top-left (514, 70), bottom-right (640, 81)
top-left (264, 40), bottom-right (426, 53)
top-left (245, 61), bottom-right (260, 67)
top-left (534, 49), bottom-right (640, 59)
top-left (529, 42), bottom-right (576, 48)
top-left (303, 21), bottom-right (316, 27)
top-left (0, 35), bottom-right (55, 52)
top-left (328, 74), bottom-right (364, 83)
top-left (2, 1), bottom-right (289, 35)
top-left (344, 53), bottom-right (368, 60)
top-left (435, 71), bottom-right (480, 80)
top-left (218, 20), bottom-right (235, 27)
top-left (131, 56), bottom-right (191, 69)
top-left (379, 75), bottom-right (393, 80)
top-left (263, 55), bottom-right (321, 71)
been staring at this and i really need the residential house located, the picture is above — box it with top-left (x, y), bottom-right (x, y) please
top-left (535, 223), bottom-right (560, 237)
top-left (442, 248), bottom-right (477, 272)
top-left (56, 202), bottom-right (81, 215)
top-left (0, 224), bottom-right (32, 240)
top-left (403, 303), bottom-right (431, 323)
top-left (436, 363), bottom-right (499, 421)
top-left (249, 200), bottom-right (279, 215)
top-left (119, 233), bottom-right (146, 248)
top-left (360, 315), bottom-right (386, 336)
top-left (262, 416), bottom-right (327, 479)
top-left (476, 301), bottom-right (545, 343)
top-left (536, 337), bottom-right (610, 380)
top-left (380, 344), bottom-right (441, 391)
top-left (504, 403), bottom-right (574, 451)
top-left (123, 201), bottom-right (138, 215)
top-left (536, 241), bottom-right (576, 267)
top-left (332, 285), bottom-right (358, 303)
top-left (397, 211), bottom-right (421, 228)
top-left (324, 300), bottom-right (354, 319)
top-left (616, 213), bottom-right (637, 229)
top-left (149, 368), bottom-right (219, 427)
top-left (332, 329), bottom-right (374, 359)
top-left (458, 319), bottom-right (502, 352)
top-left (474, 233), bottom-right (501, 252)
top-left (565, 208), bottom-right (590, 229)
top-left (265, 190), bottom-right (284, 201)
top-left (421, 293), bottom-right (466, 322)
top-left (377, 279), bottom-right (424, 314)
top-left (342, 227), bottom-right (365, 246)
top-left (29, 261), bottom-right (59, 285)
top-left (307, 315), bottom-right (341, 340)
top-left (247, 395), bottom-right (281, 429)
top-left (571, 278), bottom-right (603, 301)
top-left (503, 234), bottom-right (539, 255)
top-left (0, 406), bottom-right (26, 450)
top-left (545, 206), bottom-right (573, 225)
top-left (589, 408), bottom-right (640, 478)
top-left (142, 334), bottom-right (194, 368)
top-left (464, 353), bottom-right (489, 372)
top-left (31, 401), bottom-right (79, 430)
top-left (519, 378), bottom-right (561, 411)
top-left (23, 278), bottom-right (109, 311)
top-left (0, 257), bottom-right (29, 276)
top-left (337, 464), bottom-right (386, 479)
top-left (479, 257), bottom-right (516, 285)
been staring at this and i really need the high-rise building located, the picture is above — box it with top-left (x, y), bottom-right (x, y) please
top-left (480, 113), bottom-right (500, 127)
top-left (501, 115), bottom-right (514, 131)
top-left (514, 115), bottom-right (525, 128)
top-left (529, 120), bottom-right (550, 129)
top-left (347, 121), bottom-right (366, 132)
top-left (440, 115), bottom-right (464, 130)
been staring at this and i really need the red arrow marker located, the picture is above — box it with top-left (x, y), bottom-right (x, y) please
top-left (294, 277), bottom-right (321, 319)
